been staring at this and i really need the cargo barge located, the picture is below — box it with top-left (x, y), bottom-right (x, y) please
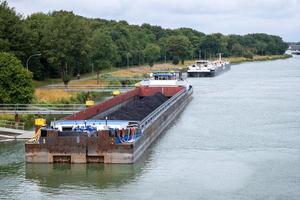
top-left (187, 54), bottom-right (231, 77)
top-left (25, 71), bottom-right (193, 164)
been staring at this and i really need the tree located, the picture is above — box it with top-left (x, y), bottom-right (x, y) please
top-left (231, 43), bottom-right (244, 56)
top-left (164, 35), bottom-right (192, 65)
top-left (109, 24), bottom-right (131, 67)
top-left (91, 29), bottom-right (118, 84)
top-left (42, 11), bottom-right (90, 78)
top-left (200, 33), bottom-right (229, 58)
top-left (144, 43), bottom-right (160, 68)
top-left (0, 52), bottom-right (34, 104)
top-left (0, 1), bottom-right (25, 58)
top-left (24, 13), bottom-right (52, 80)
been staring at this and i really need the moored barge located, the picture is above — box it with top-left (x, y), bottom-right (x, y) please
top-left (25, 71), bottom-right (193, 164)
top-left (187, 54), bottom-right (231, 77)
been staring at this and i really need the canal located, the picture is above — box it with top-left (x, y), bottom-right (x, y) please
top-left (1, 56), bottom-right (300, 199)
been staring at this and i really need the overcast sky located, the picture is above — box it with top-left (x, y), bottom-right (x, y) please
top-left (7, 0), bottom-right (300, 41)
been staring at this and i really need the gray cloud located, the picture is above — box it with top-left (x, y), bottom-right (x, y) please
top-left (7, 0), bottom-right (300, 41)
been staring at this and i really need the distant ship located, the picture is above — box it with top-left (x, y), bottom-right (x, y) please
top-left (187, 54), bottom-right (231, 77)
top-left (291, 51), bottom-right (300, 55)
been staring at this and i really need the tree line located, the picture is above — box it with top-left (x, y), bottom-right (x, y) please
top-left (1, 1), bottom-right (288, 82)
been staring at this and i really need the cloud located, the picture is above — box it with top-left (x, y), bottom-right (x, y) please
top-left (7, 0), bottom-right (300, 41)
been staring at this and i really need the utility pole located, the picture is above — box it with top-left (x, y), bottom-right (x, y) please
top-left (91, 63), bottom-right (94, 76)
top-left (138, 51), bottom-right (141, 66)
top-left (164, 50), bottom-right (167, 63)
top-left (127, 53), bottom-right (129, 68)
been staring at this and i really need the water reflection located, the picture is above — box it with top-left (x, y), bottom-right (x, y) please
top-left (26, 162), bottom-right (143, 189)
top-left (25, 150), bottom-right (152, 189)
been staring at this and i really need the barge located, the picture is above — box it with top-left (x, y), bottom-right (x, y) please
top-left (25, 71), bottom-right (193, 164)
top-left (187, 54), bottom-right (230, 77)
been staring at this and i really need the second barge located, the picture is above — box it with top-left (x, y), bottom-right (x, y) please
top-left (187, 54), bottom-right (231, 77)
top-left (25, 71), bottom-right (193, 164)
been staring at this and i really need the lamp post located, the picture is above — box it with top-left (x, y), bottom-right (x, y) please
top-left (26, 53), bottom-right (41, 70)
top-left (91, 62), bottom-right (94, 76)
top-left (127, 52), bottom-right (130, 68)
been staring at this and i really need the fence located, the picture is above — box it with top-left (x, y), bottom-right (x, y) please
top-left (0, 104), bottom-right (85, 114)
top-left (0, 120), bottom-right (25, 130)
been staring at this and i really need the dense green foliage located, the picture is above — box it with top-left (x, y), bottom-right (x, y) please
top-left (164, 35), bottom-right (192, 64)
top-left (91, 29), bottom-right (118, 83)
top-left (0, 1), bottom-right (289, 81)
top-left (144, 43), bottom-right (161, 67)
top-left (0, 52), bottom-right (34, 103)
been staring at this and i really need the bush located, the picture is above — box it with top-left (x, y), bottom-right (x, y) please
top-left (0, 52), bottom-right (34, 103)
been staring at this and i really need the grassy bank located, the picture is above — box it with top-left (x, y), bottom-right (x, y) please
top-left (99, 54), bottom-right (292, 79)
top-left (228, 54), bottom-right (292, 64)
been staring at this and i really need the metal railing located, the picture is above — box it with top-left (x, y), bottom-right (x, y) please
top-left (0, 120), bottom-right (25, 130)
top-left (0, 104), bottom-right (85, 114)
top-left (102, 77), bottom-right (144, 81)
top-left (42, 85), bottom-right (136, 92)
top-left (139, 89), bottom-right (186, 131)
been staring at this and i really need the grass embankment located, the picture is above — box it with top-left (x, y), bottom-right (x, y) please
top-left (228, 54), bottom-right (291, 64)
top-left (34, 79), bottom-right (111, 103)
top-left (35, 89), bottom-right (75, 103)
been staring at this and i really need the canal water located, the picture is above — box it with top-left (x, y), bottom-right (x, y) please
top-left (1, 56), bottom-right (300, 200)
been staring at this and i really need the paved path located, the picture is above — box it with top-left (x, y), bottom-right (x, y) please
top-left (0, 127), bottom-right (34, 139)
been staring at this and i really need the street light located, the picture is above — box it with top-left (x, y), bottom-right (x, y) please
top-left (26, 53), bottom-right (41, 70)
top-left (164, 50), bottom-right (167, 63)
top-left (126, 52), bottom-right (130, 68)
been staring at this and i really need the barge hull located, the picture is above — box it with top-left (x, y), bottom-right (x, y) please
top-left (25, 87), bottom-right (192, 164)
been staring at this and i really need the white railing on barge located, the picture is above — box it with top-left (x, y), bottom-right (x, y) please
top-left (138, 88), bottom-right (189, 131)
